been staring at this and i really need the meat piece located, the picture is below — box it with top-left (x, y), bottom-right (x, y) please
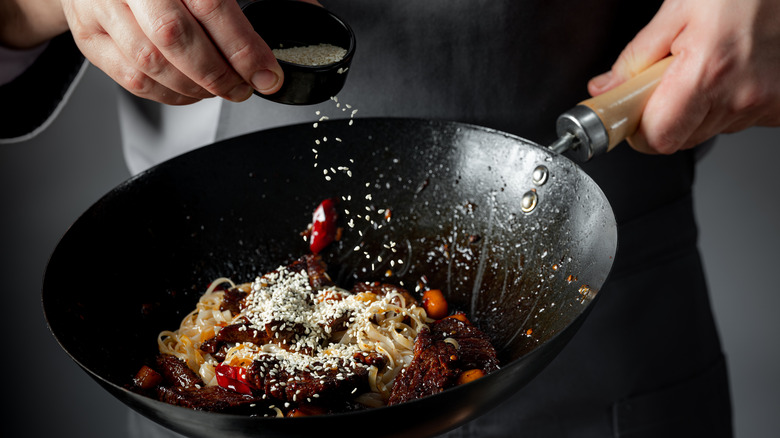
top-left (199, 321), bottom-right (269, 361)
top-left (387, 330), bottom-right (459, 405)
top-left (435, 318), bottom-right (499, 373)
top-left (265, 320), bottom-right (311, 352)
top-left (156, 385), bottom-right (264, 413)
top-left (217, 322), bottom-right (271, 345)
top-left (353, 351), bottom-right (387, 369)
top-left (245, 357), bottom-right (370, 403)
top-left (278, 254), bottom-right (334, 292)
top-left (220, 285), bottom-right (249, 315)
top-left (304, 254), bottom-right (335, 289)
top-left (201, 320), bottom-right (310, 359)
top-left (320, 311), bottom-right (352, 335)
top-left (156, 354), bottom-right (203, 389)
top-left (387, 318), bottom-right (499, 405)
top-left (133, 365), bottom-right (163, 389)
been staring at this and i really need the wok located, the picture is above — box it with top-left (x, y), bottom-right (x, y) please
top-left (43, 58), bottom-right (672, 438)
top-left (42, 117), bottom-right (614, 437)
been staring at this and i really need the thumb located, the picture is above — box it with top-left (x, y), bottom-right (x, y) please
top-left (588, 1), bottom-right (686, 96)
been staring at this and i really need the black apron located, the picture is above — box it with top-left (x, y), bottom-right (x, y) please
top-left (127, 0), bottom-right (732, 436)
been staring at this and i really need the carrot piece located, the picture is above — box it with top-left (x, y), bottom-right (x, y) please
top-left (421, 289), bottom-right (448, 320)
top-left (445, 311), bottom-right (470, 324)
top-left (457, 369), bottom-right (485, 385)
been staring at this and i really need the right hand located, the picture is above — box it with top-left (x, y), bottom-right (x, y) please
top-left (60, 0), bottom-right (287, 104)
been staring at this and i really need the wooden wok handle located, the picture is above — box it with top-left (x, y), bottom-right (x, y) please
top-left (581, 56), bottom-right (673, 150)
top-left (555, 56), bottom-right (673, 161)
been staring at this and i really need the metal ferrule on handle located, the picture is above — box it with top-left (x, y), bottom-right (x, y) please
top-left (554, 105), bottom-right (609, 162)
top-left (551, 56), bottom-right (674, 162)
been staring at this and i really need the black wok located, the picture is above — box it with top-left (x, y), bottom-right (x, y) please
top-left (43, 117), bottom-right (617, 437)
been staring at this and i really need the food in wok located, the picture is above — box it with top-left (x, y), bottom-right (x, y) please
top-left (129, 200), bottom-right (500, 416)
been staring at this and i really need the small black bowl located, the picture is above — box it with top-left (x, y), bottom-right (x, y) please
top-left (242, 0), bottom-right (356, 105)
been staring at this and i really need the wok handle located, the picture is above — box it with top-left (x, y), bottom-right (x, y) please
top-left (555, 56), bottom-right (673, 162)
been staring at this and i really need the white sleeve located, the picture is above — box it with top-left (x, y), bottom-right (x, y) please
top-left (0, 42), bottom-right (48, 86)
top-left (0, 33), bottom-right (86, 143)
top-left (118, 90), bottom-right (222, 175)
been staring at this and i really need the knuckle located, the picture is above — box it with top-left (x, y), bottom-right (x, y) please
top-left (226, 40), bottom-right (257, 66)
top-left (123, 69), bottom-right (154, 96)
top-left (71, 26), bottom-right (93, 44)
top-left (199, 66), bottom-right (236, 95)
top-left (184, 0), bottom-right (225, 21)
top-left (134, 44), bottom-right (166, 74)
top-left (151, 11), bottom-right (188, 49)
top-left (731, 82), bottom-right (769, 114)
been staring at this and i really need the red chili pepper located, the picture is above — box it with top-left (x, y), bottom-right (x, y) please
top-left (310, 198), bottom-right (339, 254)
top-left (215, 364), bottom-right (254, 395)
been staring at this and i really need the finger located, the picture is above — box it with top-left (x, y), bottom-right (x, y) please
top-left (130, 0), bottom-right (254, 102)
top-left (98, 2), bottom-right (214, 100)
top-left (181, 0), bottom-right (283, 94)
top-left (589, 1), bottom-right (686, 96)
top-left (630, 54), bottom-right (711, 154)
top-left (79, 32), bottom-right (201, 105)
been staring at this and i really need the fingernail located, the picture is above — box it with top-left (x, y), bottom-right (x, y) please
top-left (252, 69), bottom-right (281, 93)
top-left (590, 71), bottom-right (613, 90)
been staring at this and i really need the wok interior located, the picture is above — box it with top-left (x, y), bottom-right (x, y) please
top-left (43, 118), bottom-right (616, 435)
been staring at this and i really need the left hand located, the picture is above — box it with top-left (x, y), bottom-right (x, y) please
top-left (588, 0), bottom-right (780, 154)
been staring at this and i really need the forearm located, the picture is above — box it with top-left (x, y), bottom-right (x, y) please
top-left (0, 0), bottom-right (69, 49)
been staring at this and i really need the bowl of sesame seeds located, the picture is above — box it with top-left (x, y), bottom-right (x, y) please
top-left (242, 0), bottom-right (356, 105)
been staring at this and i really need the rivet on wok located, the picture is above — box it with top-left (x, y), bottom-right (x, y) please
top-left (532, 165), bottom-right (549, 186)
top-left (521, 190), bottom-right (538, 213)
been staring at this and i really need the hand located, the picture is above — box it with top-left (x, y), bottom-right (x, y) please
top-left (587, 0), bottom-right (780, 154)
top-left (60, 0), bottom-right (287, 104)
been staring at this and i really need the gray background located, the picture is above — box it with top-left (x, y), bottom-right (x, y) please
top-left (1, 65), bottom-right (778, 437)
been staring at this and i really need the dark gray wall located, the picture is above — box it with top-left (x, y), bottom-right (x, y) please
top-left (1, 64), bottom-right (777, 437)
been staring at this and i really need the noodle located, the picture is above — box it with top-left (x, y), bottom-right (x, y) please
top-left (158, 264), bottom-right (432, 407)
